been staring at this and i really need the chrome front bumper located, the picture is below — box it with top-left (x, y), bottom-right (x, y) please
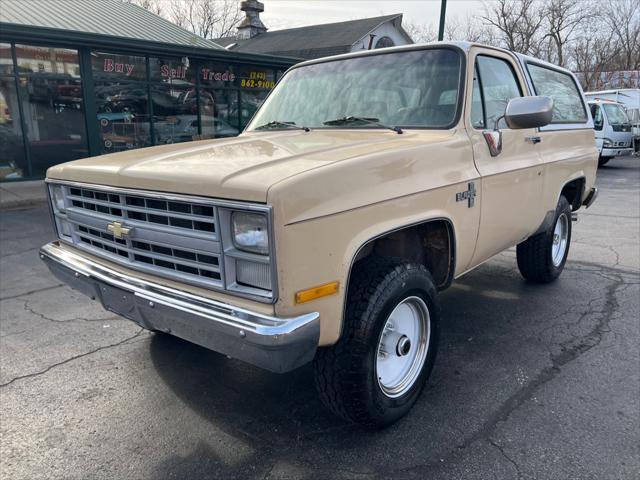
top-left (40, 242), bottom-right (319, 373)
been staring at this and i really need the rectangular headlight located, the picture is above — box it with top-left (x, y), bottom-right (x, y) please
top-left (49, 184), bottom-right (66, 212)
top-left (231, 211), bottom-right (269, 255)
top-left (47, 183), bottom-right (72, 241)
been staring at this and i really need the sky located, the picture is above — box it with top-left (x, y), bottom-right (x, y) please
top-left (260, 0), bottom-right (487, 31)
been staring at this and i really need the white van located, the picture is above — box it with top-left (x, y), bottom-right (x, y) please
top-left (587, 99), bottom-right (634, 167)
top-left (586, 89), bottom-right (640, 154)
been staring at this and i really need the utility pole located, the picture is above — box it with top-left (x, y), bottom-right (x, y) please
top-left (438, 0), bottom-right (447, 41)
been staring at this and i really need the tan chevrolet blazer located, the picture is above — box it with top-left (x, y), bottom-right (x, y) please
top-left (41, 42), bottom-right (598, 427)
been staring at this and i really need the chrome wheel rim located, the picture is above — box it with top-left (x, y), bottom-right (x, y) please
top-left (376, 296), bottom-right (430, 398)
top-left (551, 213), bottom-right (569, 267)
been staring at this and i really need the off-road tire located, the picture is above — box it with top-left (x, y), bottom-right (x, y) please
top-left (517, 196), bottom-right (572, 283)
top-left (598, 156), bottom-right (611, 167)
top-left (313, 256), bottom-right (440, 427)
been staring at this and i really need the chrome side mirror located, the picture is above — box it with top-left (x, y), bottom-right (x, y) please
top-left (482, 96), bottom-right (554, 157)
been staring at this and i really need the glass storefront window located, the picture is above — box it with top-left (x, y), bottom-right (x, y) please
top-left (239, 90), bottom-right (269, 129)
top-left (0, 43), bottom-right (13, 75)
top-left (16, 45), bottom-right (87, 177)
top-left (199, 62), bottom-right (236, 88)
top-left (200, 88), bottom-right (239, 139)
top-left (236, 66), bottom-right (276, 90)
top-left (95, 82), bottom-right (151, 153)
top-left (149, 56), bottom-right (196, 85)
top-left (0, 76), bottom-right (27, 180)
top-left (15, 45), bottom-right (80, 77)
top-left (151, 84), bottom-right (200, 145)
top-left (91, 51), bottom-right (147, 82)
top-left (0, 43), bottom-right (291, 182)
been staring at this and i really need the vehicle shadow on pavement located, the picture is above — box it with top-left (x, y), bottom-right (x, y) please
top-left (145, 259), bottom-right (593, 479)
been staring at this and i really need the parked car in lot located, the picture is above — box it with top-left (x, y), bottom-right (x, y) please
top-left (586, 89), bottom-right (640, 154)
top-left (587, 99), bottom-right (634, 166)
top-left (40, 42), bottom-right (598, 427)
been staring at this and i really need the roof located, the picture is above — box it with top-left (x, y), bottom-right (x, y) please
top-left (214, 14), bottom-right (409, 59)
top-left (291, 41), bottom-right (470, 69)
top-left (0, 0), bottom-right (222, 50)
top-left (585, 89), bottom-right (640, 95)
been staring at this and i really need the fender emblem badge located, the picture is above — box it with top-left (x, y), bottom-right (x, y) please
top-left (456, 182), bottom-right (477, 208)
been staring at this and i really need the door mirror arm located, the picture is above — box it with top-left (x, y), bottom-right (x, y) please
top-left (482, 114), bottom-right (505, 157)
top-left (480, 97), bottom-right (553, 157)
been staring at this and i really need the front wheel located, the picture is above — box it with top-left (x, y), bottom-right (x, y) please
top-left (517, 196), bottom-right (572, 283)
top-left (598, 155), bottom-right (611, 167)
top-left (313, 257), bottom-right (439, 427)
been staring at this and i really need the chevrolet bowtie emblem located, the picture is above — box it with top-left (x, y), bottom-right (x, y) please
top-left (107, 221), bottom-right (131, 239)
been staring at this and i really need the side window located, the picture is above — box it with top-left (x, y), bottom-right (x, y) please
top-left (527, 63), bottom-right (587, 123)
top-left (475, 55), bottom-right (522, 129)
top-left (590, 104), bottom-right (603, 131)
top-left (471, 65), bottom-right (485, 129)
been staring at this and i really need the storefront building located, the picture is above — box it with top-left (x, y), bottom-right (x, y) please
top-left (0, 2), bottom-right (296, 182)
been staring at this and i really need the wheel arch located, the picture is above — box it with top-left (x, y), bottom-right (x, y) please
top-left (349, 217), bottom-right (456, 289)
top-left (559, 176), bottom-right (586, 211)
top-left (337, 217), bottom-right (455, 341)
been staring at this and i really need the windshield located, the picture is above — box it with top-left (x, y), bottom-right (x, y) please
top-left (247, 48), bottom-right (462, 131)
top-left (603, 103), bottom-right (630, 125)
top-left (625, 107), bottom-right (639, 124)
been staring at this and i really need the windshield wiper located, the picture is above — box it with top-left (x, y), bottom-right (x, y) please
top-left (323, 116), bottom-right (403, 134)
top-left (254, 120), bottom-right (310, 132)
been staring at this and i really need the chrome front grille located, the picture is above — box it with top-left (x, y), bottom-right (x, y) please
top-left (76, 224), bottom-right (221, 283)
top-left (68, 186), bottom-right (216, 235)
top-left (58, 185), bottom-right (223, 290)
top-left (49, 181), bottom-right (276, 302)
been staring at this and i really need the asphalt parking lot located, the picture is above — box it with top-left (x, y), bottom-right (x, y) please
top-left (1, 156), bottom-right (638, 480)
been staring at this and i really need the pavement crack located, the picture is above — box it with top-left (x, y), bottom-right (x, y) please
top-left (488, 438), bottom-right (523, 479)
top-left (0, 328), bottom-right (144, 388)
top-left (453, 273), bottom-right (625, 453)
top-left (0, 284), bottom-right (64, 301)
top-left (21, 298), bottom-right (119, 324)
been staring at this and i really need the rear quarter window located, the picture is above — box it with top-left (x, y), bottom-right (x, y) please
top-left (527, 63), bottom-right (587, 124)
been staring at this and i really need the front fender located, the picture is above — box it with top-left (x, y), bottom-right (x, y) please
top-left (272, 185), bottom-right (476, 346)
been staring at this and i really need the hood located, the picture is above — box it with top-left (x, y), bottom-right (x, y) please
top-left (47, 130), bottom-right (453, 202)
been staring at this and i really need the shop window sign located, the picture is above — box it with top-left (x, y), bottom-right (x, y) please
top-left (199, 63), bottom-right (236, 88)
top-left (92, 52), bottom-right (146, 81)
top-left (201, 68), bottom-right (236, 82)
top-left (150, 57), bottom-right (195, 84)
top-left (103, 58), bottom-right (135, 77)
top-left (236, 66), bottom-right (276, 90)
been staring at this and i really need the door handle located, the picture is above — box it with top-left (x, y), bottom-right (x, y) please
top-left (526, 136), bottom-right (542, 144)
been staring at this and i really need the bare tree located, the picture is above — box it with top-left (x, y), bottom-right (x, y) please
top-left (541, 0), bottom-right (593, 66)
top-left (570, 15), bottom-right (616, 90)
top-left (444, 14), bottom-right (498, 44)
top-left (127, 0), bottom-right (164, 17)
top-left (482, 0), bottom-right (545, 55)
top-left (404, 22), bottom-right (438, 43)
top-left (165, 0), bottom-right (242, 39)
top-left (604, 0), bottom-right (640, 70)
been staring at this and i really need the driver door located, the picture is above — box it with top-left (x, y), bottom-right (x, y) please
top-left (466, 49), bottom-right (545, 267)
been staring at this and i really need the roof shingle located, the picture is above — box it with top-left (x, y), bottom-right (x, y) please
top-left (0, 0), bottom-right (222, 49)
top-left (214, 14), bottom-right (406, 59)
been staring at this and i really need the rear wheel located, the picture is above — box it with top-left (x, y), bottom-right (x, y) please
top-left (517, 196), bottom-right (572, 283)
top-left (313, 257), bottom-right (439, 427)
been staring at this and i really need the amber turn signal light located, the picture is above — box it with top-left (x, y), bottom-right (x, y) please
top-left (295, 281), bottom-right (339, 304)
